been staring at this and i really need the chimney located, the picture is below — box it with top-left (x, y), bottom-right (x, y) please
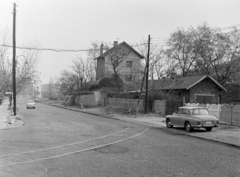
top-left (100, 43), bottom-right (104, 55)
top-left (113, 41), bottom-right (118, 47)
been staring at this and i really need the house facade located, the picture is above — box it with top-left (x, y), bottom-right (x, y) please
top-left (95, 41), bottom-right (144, 91)
top-left (151, 75), bottom-right (227, 104)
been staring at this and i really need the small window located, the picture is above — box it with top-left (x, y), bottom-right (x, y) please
top-left (176, 109), bottom-right (182, 114)
top-left (182, 109), bottom-right (188, 114)
top-left (125, 75), bottom-right (132, 81)
top-left (126, 61), bottom-right (133, 68)
top-left (192, 108), bottom-right (209, 115)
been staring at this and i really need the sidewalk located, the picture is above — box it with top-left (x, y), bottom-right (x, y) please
top-left (0, 100), bottom-right (10, 129)
top-left (51, 103), bottom-right (240, 148)
top-left (0, 100), bottom-right (23, 129)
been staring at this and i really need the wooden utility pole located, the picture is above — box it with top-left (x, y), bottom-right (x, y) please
top-left (13, 3), bottom-right (16, 116)
top-left (144, 35), bottom-right (150, 114)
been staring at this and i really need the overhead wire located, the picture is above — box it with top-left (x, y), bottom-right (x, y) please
top-left (0, 24), bottom-right (239, 51)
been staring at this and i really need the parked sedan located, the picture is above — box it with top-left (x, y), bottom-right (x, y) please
top-left (166, 106), bottom-right (219, 132)
top-left (26, 100), bottom-right (35, 109)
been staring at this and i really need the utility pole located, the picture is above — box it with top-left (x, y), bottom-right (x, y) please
top-left (144, 35), bottom-right (150, 114)
top-left (12, 3), bottom-right (16, 116)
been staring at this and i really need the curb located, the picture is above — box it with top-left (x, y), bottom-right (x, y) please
top-left (41, 102), bottom-right (125, 122)
top-left (41, 102), bottom-right (240, 148)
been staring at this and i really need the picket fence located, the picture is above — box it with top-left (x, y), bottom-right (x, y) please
top-left (185, 103), bottom-right (240, 126)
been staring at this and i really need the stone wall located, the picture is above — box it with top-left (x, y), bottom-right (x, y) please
top-left (190, 78), bottom-right (219, 103)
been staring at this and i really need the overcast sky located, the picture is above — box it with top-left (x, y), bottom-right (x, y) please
top-left (1, 0), bottom-right (240, 84)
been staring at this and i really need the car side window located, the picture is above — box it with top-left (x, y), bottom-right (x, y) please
top-left (176, 109), bottom-right (182, 114)
top-left (182, 109), bottom-right (187, 114)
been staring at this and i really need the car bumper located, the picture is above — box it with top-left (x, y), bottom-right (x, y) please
top-left (192, 124), bottom-right (218, 128)
top-left (27, 105), bottom-right (35, 108)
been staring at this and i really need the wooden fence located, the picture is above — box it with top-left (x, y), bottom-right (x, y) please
top-left (100, 98), bottom-right (144, 112)
top-left (152, 100), bottom-right (166, 116)
top-left (100, 98), bottom-right (166, 114)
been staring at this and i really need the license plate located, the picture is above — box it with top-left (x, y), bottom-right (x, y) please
top-left (206, 121), bottom-right (212, 124)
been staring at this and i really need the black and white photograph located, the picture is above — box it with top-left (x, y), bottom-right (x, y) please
top-left (0, 0), bottom-right (240, 176)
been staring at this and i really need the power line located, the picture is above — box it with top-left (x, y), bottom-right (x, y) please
top-left (0, 43), bottom-right (148, 52)
top-left (0, 44), bottom-right (97, 52)
top-left (1, 23), bottom-right (239, 52)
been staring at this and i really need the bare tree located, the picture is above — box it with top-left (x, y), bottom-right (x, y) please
top-left (185, 23), bottom-right (240, 85)
top-left (0, 27), bottom-right (11, 94)
top-left (105, 43), bottom-right (132, 90)
top-left (0, 29), bottom-right (41, 98)
top-left (87, 41), bottom-right (111, 81)
top-left (56, 70), bottom-right (77, 96)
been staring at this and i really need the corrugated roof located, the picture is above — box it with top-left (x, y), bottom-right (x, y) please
top-left (150, 75), bottom-right (227, 92)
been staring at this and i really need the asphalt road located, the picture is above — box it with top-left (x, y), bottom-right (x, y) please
top-left (0, 97), bottom-right (239, 177)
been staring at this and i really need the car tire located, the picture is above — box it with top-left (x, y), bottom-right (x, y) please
top-left (205, 127), bottom-right (212, 131)
top-left (166, 119), bottom-right (173, 128)
top-left (27, 107), bottom-right (28, 109)
top-left (185, 121), bottom-right (192, 132)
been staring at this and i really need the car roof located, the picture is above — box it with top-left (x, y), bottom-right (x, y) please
top-left (179, 106), bottom-right (206, 109)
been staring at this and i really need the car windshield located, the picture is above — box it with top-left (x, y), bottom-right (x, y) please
top-left (28, 100), bottom-right (34, 103)
top-left (191, 108), bottom-right (209, 115)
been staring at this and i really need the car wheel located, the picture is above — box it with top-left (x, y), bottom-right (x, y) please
top-left (166, 119), bottom-right (173, 128)
top-left (185, 121), bottom-right (192, 132)
top-left (27, 107), bottom-right (28, 109)
top-left (205, 127), bottom-right (212, 131)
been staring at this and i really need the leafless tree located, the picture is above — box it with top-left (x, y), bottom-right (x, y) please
top-left (105, 44), bottom-right (132, 90)
top-left (56, 70), bottom-right (77, 96)
top-left (0, 28), bottom-right (41, 96)
top-left (166, 26), bottom-right (199, 77)
top-left (87, 41), bottom-right (111, 81)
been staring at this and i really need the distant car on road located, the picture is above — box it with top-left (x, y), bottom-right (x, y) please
top-left (27, 100), bottom-right (35, 109)
top-left (166, 106), bottom-right (219, 132)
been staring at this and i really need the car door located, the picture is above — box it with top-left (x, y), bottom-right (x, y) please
top-left (171, 108), bottom-right (182, 125)
top-left (179, 108), bottom-right (189, 126)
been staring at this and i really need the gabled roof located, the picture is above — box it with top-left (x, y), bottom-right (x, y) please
top-left (95, 41), bottom-right (144, 60)
top-left (151, 75), bottom-right (227, 92)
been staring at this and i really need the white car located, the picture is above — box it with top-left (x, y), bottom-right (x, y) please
top-left (27, 100), bottom-right (35, 109)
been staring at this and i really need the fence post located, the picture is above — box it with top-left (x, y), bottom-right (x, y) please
top-left (230, 105), bottom-right (233, 126)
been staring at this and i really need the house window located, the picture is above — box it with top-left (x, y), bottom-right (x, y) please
top-left (126, 61), bottom-right (133, 68)
top-left (196, 95), bottom-right (213, 104)
top-left (125, 74), bottom-right (132, 81)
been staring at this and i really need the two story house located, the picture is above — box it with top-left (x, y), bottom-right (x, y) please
top-left (95, 41), bottom-right (144, 91)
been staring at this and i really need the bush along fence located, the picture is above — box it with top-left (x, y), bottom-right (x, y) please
top-left (99, 98), bottom-right (166, 115)
top-left (185, 103), bottom-right (240, 126)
